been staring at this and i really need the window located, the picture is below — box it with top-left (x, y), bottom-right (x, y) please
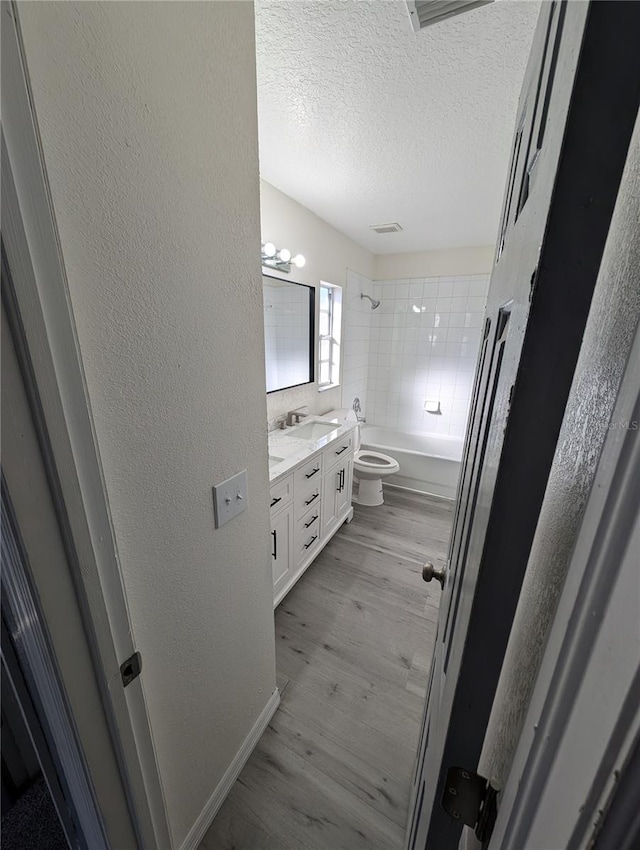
top-left (318, 282), bottom-right (342, 390)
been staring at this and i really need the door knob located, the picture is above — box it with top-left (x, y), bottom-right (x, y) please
top-left (422, 561), bottom-right (446, 588)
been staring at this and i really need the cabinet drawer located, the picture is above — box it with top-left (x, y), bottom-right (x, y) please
top-left (293, 454), bottom-right (323, 490)
top-left (269, 473), bottom-right (293, 515)
top-left (296, 504), bottom-right (321, 540)
top-left (295, 522), bottom-right (323, 565)
top-left (295, 478), bottom-right (322, 519)
top-left (323, 435), bottom-right (354, 471)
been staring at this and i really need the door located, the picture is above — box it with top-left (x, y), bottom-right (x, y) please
top-left (2, 8), bottom-right (171, 847)
top-left (2, 300), bottom-right (129, 849)
top-left (271, 504), bottom-right (293, 598)
top-left (406, 3), bottom-right (640, 848)
top-left (490, 317), bottom-right (640, 850)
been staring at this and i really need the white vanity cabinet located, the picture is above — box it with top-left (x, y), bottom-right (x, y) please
top-left (269, 428), bottom-right (354, 607)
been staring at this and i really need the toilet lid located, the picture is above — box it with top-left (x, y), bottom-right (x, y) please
top-left (355, 450), bottom-right (397, 469)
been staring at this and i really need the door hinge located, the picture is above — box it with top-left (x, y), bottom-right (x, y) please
top-left (120, 651), bottom-right (142, 687)
top-left (442, 767), bottom-right (498, 847)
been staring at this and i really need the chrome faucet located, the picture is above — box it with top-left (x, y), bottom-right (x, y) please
top-left (352, 398), bottom-right (366, 423)
top-left (286, 407), bottom-right (309, 426)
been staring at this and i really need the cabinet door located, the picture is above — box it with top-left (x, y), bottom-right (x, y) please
top-left (336, 456), bottom-right (353, 518)
top-left (321, 464), bottom-right (342, 538)
top-left (322, 456), bottom-right (352, 537)
top-left (271, 505), bottom-right (293, 598)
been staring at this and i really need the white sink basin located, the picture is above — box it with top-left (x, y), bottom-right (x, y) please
top-left (285, 420), bottom-right (340, 441)
top-left (268, 455), bottom-right (285, 469)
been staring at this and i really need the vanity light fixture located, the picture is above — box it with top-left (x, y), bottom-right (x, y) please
top-left (261, 242), bottom-right (305, 273)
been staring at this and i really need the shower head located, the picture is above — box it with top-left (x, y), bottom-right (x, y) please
top-left (361, 293), bottom-right (381, 310)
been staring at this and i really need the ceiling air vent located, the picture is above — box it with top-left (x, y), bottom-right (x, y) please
top-left (406, 1), bottom-right (494, 32)
top-left (370, 223), bottom-right (403, 234)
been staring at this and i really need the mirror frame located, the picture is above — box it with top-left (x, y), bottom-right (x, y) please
top-left (263, 273), bottom-right (316, 394)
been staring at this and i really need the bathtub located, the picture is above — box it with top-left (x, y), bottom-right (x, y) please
top-left (359, 426), bottom-right (463, 500)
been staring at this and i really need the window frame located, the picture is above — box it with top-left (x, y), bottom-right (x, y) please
top-left (318, 282), bottom-right (342, 391)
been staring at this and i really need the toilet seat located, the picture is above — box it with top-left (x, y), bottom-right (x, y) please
top-left (322, 411), bottom-right (399, 504)
top-left (355, 450), bottom-right (399, 471)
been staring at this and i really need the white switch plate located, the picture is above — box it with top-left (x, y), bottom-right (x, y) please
top-left (213, 470), bottom-right (248, 528)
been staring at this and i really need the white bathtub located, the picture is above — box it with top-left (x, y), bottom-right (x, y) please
top-left (359, 426), bottom-right (463, 500)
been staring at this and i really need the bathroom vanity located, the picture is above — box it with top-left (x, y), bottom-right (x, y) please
top-left (268, 417), bottom-right (355, 606)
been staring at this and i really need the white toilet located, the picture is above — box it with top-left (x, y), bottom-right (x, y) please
top-left (326, 410), bottom-right (400, 506)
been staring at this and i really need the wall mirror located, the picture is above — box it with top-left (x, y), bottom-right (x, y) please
top-left (263, 274), bottom-right (315, 393)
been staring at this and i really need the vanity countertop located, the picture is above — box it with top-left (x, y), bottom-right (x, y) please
top-left (268, 416), bottom-right (356, 483)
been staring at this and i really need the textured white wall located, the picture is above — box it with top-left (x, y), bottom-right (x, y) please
top-left (17, 3), bottom-right (276, 847)
top-left (479, 114), bottom-right (640, 788)
top-left (373, 245), bottom-right (494, 280)
top-left (260, 180), bottom-right (375, 423)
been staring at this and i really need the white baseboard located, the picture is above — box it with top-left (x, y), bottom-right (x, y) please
top-left (178, 688), bottom-right (280, 850)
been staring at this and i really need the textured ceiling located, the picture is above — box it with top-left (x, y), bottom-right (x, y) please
top-left (255, 0), bottom-right (540, 253)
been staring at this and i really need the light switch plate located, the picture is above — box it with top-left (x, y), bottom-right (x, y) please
top-left (213, 470), bottom-right (248, 528)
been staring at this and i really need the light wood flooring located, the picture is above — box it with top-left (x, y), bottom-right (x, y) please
top-left (199, 488), bottom-right (453, 850)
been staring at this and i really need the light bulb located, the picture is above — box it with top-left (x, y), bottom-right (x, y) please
top-left (263, 242), bottom-right (276, 258)
top-left (278, 248), bottom-right (291, 263)
top-left (292, 254), bottom-right (306, 268)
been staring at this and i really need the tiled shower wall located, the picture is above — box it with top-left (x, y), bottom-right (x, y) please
top-left (342, 272), bottom-right (490, 437)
